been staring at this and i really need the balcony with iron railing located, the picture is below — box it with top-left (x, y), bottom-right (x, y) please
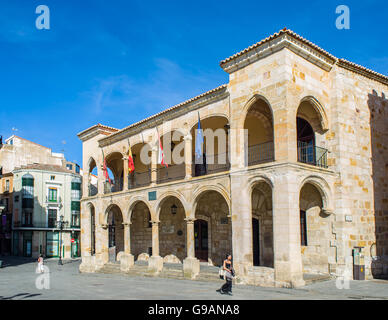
top-left (297, 141), bottom-right (328, 169)
top-left (128, 170), bottom-right (151, 190)
top-left (45, 196), bottom-right (62, 205)
top-left (192, 152), bottom-right (230, 177)
top-left (248, 141), bottom-right (275, 166)
top-left (104, 178), bottom-right (123, 194)
top-left (13, 220), bottom-right (79, 229)
top-left (88, 184), bottom-right (98, 197)
top-left (157, 163), bottom-right (186, 184)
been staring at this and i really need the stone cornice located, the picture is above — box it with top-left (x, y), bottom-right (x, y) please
top-left (220, 28), bottom-right (387, 86)
top-left (98, 85), bottom-right (229, 147)
top-left (336, 59), bottom-right (388, 86)
top-left (220, 32), bottom-right (336, 74)
top-left (77, 124), bottom-right (119, 142)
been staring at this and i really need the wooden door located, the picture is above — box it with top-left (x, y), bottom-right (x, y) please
top-left (194, 219), bottom-right (208, 262)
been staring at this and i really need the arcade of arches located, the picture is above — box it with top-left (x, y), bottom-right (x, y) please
top-left (81, 176), bottom-right (335, 287)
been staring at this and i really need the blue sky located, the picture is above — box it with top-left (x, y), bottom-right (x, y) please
top-left (0, 0), bottom-right (386, 166)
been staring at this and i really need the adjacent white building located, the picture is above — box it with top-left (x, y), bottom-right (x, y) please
top-left (12, 163), bottom-right (82, 259)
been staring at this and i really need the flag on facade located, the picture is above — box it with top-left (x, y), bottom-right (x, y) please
top-left (102, 151), bottom-right (111, 184)
top-left (157, 129), bottom-right (168, 167)
top-left (128, 142), bottom-right (135, 173)
top-left (195, 112), bottom-right (204, 164)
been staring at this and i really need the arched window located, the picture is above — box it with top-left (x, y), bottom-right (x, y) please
top-left (297, 117), bottom-right (315, 165)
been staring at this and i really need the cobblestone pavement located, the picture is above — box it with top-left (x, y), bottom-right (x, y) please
top-left (0, 257), bottom-right (387, 300)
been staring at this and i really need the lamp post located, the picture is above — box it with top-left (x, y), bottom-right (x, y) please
top-left (57, 215), bottom-right (68, 265)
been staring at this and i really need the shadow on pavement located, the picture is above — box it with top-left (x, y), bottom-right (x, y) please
top-left (0, 292), bottom-right (41, 300)
top-left (0, 256), bottom-right (35, 268)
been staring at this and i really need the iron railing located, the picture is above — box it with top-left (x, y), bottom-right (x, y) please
top-left (157, 163), bottom-right (185, 184)
top-left (128, 170), bottom-right (151, 190)
top-left (192, 152), bottom-right (230, 177)
top-left (248, 141), bottom-right (274, 166)
top-left (45, 196), bottom-right (62, 204)
top-left (297, 141), bottom-right (328, 168)
top-left (13, 221), bottom-right (79, 229)
top-left (88, 184), bottom-right (98, 196)
top-left (104, 178), bottom-right (123, 194)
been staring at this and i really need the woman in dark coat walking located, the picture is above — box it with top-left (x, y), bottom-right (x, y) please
top-left (217, 254), bottom-right (234, 295)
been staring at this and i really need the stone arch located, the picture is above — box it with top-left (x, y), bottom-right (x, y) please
top-left (299, 175), bottom-right (333, 213)
top-left (190, 115), bottom-right (230, 177)
top-left (130, 198), bottom-right (153, 260)
top-left (155, 191), bottom-right (189, 221)
top-left (297, 96), bottom-right (329, 134)
top-left (155, 129), bottom-right (186, 181)
top-left (250, 178), bottom-right (274, 267)
top-left (104, 151), bottom-right (124, 178)
top-left (157, 193), bottom-right (187, 262)
top-left (299, 176), bottom-right (333, 274)
top-left (87, 156), bottom-right (98, 173)
top-left (193, 188), bottom-right (232, 265)
top-left (248, 175), bottom-right (274, 198)
top-left (104, 203), bottom-right (125, 262)
top-left (242, 95), bottom-right (275, 166)
top-left (103, 202), bottom-right (126, 224)
top-left (191, 184), bottom-right (230, 218)
top-left (238, 94), bottom-right (274, 129)
top-left (188, 113), bottom-right (230, 132)
top-left (128, 197), bottom-right (153, 222)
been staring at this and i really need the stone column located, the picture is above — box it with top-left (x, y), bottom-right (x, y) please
top-left (95, 223), bottom-right (109, 269)
top-left (229, 125), bottom-right (247, 171)
top-left (148, 220), bottom-right (163, 273)
top-left (151, 146), bottom-right (158, 186)
top-left (120, 222), bottom-right (134, 272)
top-left (79, 202), bottom-right (97, 272)
top-left (183, 217), bottom-right (200, 279)
top-left (273, 102), bottom-right (297, 162)
top-left (123, 156), bottom-right (129, 190)
top-left (230, 173), bottom-right (252, 281)
top-left (83, 172), bottom-right (89, 197)
top-left (184, 134), bottom-right (193, 179)
top-left (272, 170), bottom-right (305, 287)
top-left (97, 164), bottom-right (105, 195)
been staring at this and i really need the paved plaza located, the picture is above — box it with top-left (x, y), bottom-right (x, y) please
top-left (0, 257), bottom-right (387, 300)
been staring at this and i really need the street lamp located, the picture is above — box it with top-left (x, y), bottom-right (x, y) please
top-left (57, 215), bottom-right (68, 265)
top-left (170, 204), bottom-right (177, 215)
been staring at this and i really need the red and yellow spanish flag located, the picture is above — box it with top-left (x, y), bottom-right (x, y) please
top-left (128, 145), bottom-right (135, 173)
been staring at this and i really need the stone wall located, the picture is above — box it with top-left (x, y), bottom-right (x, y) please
top-left (195, 190), bottom-right (231, 266)
top-left (131, 202), bottom-right (152, 259)
top-left (159, 197), bottom-right (186, 262)
top-left (300, 183), bottom-right (334, 274)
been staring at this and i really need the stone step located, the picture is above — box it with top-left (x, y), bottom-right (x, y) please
top-left (303, 273), bottom-right (333, 285)
top-left (98, 263), bottom-right (121, 274)
top-left (195, 273), bottom-right (224, 283)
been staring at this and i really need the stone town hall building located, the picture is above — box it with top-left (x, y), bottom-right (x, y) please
top-left (78, 29), bottom-right (388, 287)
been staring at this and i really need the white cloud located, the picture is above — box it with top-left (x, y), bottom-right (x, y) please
top-left (82, 58), bottom-right (224, 117)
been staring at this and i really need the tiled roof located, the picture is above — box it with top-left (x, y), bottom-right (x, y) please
top-left (220, 28), bottom-right (387, 83)
top-left (337, 58), bottom-right (388, 82)
top-left (77, 123), bottom-right (119, 137)
top-left (99, 84), bottom-right (228, 142)
top-left (220, 28), bottom-right (336, 66)
top-left (13, 163), bottom-right (75, 174)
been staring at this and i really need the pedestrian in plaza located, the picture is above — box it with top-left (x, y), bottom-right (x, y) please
top-left (37, 254), bottom-right (44, 273)
top-left (216, 254), bottom-right (234, 295)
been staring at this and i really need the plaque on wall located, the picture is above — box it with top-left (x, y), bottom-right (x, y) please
top-left (220, 217), bottom-right (228, 224)
top-left (148, 191), bottom-right (156, 201)
top-left (162, 225), bottom-right (174, 233)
